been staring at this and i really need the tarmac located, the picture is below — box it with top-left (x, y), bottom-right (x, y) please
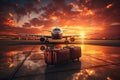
top-left (0, 40), bottom-right (120, 80)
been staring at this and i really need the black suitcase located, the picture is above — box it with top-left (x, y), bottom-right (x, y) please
top-left (64, 46), bottom-right (81, 61)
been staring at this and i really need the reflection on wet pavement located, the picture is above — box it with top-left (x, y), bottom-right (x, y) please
top-left (0, 44), bottom-right (120, 80)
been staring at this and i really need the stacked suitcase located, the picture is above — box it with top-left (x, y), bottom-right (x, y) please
top-left (44, 46), bottom-right (81, 66)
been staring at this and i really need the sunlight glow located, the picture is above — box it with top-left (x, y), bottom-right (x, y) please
top-left (80, 32), bottom-right (85, 38)
top-left (80, 32), bottom-right (86, 44)
top-left (72, 69), bottom-right (96, 80)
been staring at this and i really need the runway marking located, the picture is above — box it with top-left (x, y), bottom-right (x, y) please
top-left (9, 45), bottom-right (36, 80)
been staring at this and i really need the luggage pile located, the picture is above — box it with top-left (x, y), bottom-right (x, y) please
top-left (44, 46), bottom-right (81, 66)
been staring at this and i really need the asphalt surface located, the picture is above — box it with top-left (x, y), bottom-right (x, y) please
top-left (0, 44), bottom-right (120, 80)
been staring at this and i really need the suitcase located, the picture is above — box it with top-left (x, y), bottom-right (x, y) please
top-left (44, 49), bottom-right (53, 65)
top-left (65, 46), bottom-right (81, 61)
top-left (44, 48), bottom-right (70, 65)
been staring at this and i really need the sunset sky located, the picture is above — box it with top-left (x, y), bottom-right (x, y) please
top-left (0, 0), bottom-right (120, 39)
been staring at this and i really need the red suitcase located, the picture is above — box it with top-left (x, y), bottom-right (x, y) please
top-left (44, 48), bottom-right (70, 65)
top-left (65, 46), bottom-right (81, 61)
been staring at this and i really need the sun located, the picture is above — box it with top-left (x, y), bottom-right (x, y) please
top-left (80, 32), bottom-right (86, 44)
top-left (80, 32), bottom-right (85, 39)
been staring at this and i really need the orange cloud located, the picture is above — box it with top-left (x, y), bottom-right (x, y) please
top-left (106, 3), bottom-right (113, 9)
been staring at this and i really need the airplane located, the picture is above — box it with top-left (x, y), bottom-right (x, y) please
top-left (19, 21), bottom-right (81, 43)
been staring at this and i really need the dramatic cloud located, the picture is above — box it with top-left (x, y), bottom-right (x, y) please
top-left (0, 0), bottom-right (120, 39)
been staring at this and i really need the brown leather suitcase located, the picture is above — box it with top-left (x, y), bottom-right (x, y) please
top-left (44, 48), bottom-right (70, 65)
top-left (65, 46), bottom-right (81, 61)
top-left (53, 48), bottom-right (70, 64)
top-left (44, 49), bottom-right (54, 65)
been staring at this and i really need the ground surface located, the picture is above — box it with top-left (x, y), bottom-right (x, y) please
top-left (0, 40), bottom-right (120, 80)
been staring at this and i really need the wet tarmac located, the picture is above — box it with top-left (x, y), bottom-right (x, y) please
top-left (0, 43), bottom-right (120, 80)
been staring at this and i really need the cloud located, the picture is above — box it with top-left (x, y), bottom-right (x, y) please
top-left (21, 17), bottom-right (53, 28)
top-left (0, 24), bottom-right (41, 35)
top-left (0, 0), bottom-right (120, 39)
top-left (22, 23), bottom-right (31, 28)
top-left (110, 22), bottom-right (120, 26)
